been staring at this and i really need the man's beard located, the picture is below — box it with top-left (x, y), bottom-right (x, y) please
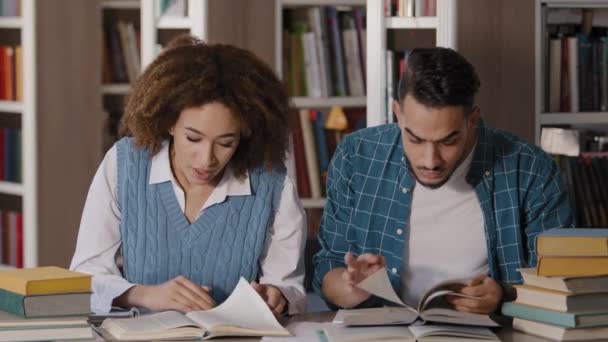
top-left (407, 142), bottom-right (471, 190)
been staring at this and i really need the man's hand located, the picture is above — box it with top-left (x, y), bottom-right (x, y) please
top-left (448, 274), bottom-right (503, 314)
top-left (341, 252), bottom-right (387, 306)
top-left (251, 282), bottom-right (287, 317)
top-left (119, 276), bottom-right (215, 313)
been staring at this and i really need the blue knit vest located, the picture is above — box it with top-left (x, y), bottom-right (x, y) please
top-left (115, 138), bottom-right (286, 303)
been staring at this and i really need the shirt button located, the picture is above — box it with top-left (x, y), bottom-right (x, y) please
top-left (396, 228), bottom-right (403, 235)
top-left (401, 187), bottom-right (409, 194)
top-left (401, 156), bottom-right (405, 162)
top-left (391, 268), bottom-right (398, 274)
top-left (484, 171), bottom-right (490, 177)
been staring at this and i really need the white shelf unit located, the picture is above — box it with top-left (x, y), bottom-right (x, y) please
top-left (0, 100), bottom-right (23, 113)
top-left (0, 17), bottom-right (21, 29)
top-left (534, 0), bottom-right (608, 144)
top-left (275, 0), bottom-right (367, 209)
top-left (141, 0), bottom-right (208, 68)
top-left (366, 0), bottom-right (457, 127)
top-left (0, 0), bottom-right (36, 268)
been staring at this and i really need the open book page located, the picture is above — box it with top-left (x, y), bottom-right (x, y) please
top-left (346, 268), bottom-right (498, 327)
top-left (101, 310), bottom-right (203, 340)
top-left (409, 324), bottom-right (498, 340)
top-left (185, 277), bottom-right (289, 338)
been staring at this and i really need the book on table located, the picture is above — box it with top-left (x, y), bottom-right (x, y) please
top-left (332, 268), bottom-right (499, 328)
top-left (0, 310), bottom-right (93, 342)
top-left (323, 324), bottom-right (499, 342)
top-left (0, 266), bottom-right (91, 296)
top-left (518, 267), bottom-right (608, 293)
top-left (98, 277), bottom-right (289, 341)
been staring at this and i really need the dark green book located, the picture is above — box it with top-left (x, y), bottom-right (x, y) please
top-left (0, 288), bottom-right (90, 318)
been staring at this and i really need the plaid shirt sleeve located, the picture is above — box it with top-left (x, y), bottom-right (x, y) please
top-left (312, 140), bottom-right (353, 300)
top-left (522, 154), bottom-right (575, 268)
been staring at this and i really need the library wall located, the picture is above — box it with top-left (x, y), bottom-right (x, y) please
top-left (36, 0), bottom-right (102, 267)
top-left (457, 0), bottom-right (535, 143)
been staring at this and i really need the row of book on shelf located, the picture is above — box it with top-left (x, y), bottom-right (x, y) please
top-left (0, 209), bottom-right (22, 269)
top-left (555, 153), bottom-right (608, 228)
top-left (102, 20), bottom-right (141, 84)
top-left (283, 5), bottom-right (366, 98)
top-left (0, 0), bottom-right (19, 17)
top-left (0, 45), bottom-right (22, 102)
top-left (502, 228), bottom-right (608, 341)
top-left (290, 107), bottom-right (365, 199)
top-left (545, 8), bottom-right (608, 112)
top-left (384, 0), bottom-right (437, 17)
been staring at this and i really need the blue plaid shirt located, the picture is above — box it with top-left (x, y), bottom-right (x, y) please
top-left (313, 120), bottom-right (574, 303)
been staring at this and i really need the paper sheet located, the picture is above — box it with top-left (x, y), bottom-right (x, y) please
top-left (355, 269), bottom-right (407, 306)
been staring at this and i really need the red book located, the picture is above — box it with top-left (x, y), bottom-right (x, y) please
top-left (15, 211), bottom-right (22, 268)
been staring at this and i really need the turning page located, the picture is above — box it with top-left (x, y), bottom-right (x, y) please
top-left (186, 277), bottom-right (290, 338)
top-left (336, 269), bottom-right (498, 327)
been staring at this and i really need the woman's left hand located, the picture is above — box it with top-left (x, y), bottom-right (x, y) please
top-left (251, 282), bottom-right (287, 317)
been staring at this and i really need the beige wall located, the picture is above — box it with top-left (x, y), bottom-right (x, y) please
top-left (458, 0), bottom-right (535, 143)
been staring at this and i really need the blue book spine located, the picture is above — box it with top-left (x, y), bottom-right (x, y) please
top-left (502, 302), bottom-right (608, 328)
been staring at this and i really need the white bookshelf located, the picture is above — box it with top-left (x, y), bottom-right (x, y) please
top-left (141, 0), bottom-right (208, 68)
top-left (534, 0), bottom-right (608, 144)
top-left (366, 0), bottom-right (457, 127)
top-left (275, 0), bottom-right (367, 209)
top-left (0, 0), bottom-right (36, 268)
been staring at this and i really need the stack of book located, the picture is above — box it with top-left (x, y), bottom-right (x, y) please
top-left (502, 228), bottom-right (608, 341)
top-left (0, 266), bottom-right (94, 341)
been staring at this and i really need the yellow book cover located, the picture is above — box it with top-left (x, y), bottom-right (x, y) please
top-left (537, 256), bottom-right (608, 277)
top-left (537, 229), bottom-right (608, 257)
top-left (0, 267), bottom-right (91, 295)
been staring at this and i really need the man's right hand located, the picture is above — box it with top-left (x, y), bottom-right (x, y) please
top-left (117, 276), bottom-right (216, 313)
top-left (321, 252), bottom-right (387, 309)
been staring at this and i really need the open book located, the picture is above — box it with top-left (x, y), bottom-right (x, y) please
top-left (333, 268), bottom-right (499, 327)
top-left (99, 278), bottom-right (289, 340)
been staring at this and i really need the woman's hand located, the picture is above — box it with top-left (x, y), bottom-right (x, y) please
top-left (116, 275), bottom-right (215, 313)
top-left (251, 282), bottom-right (287, 317)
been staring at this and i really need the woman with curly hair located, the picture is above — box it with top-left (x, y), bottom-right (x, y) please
top-left (70, 35), bottom-right (306, 317)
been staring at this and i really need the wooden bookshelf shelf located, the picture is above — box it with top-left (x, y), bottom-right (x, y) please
top-left (301, 198), bottom-right (327, 209)
top-left (292, 96), bottom-right (366, 108)
top-left (101, 83), bottom-right (131, 95)
top-left (101, 0), bottom-right (140, 9)
top-left (0, 181), bottom-right (23, 196)
top-left (385, 16), bottom-right (438, 29)
top-left (540, 112), bottom-right (608, 125)
top-left (280, 0), bottom-right (366, 7)
top-left (0, 17), bottom-right (21, 29)
top-left (0, 101), bottom-right (23, 113)
top-left (157, 16), bottom-right (191, 29)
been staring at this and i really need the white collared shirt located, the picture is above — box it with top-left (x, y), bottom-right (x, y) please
top-left (70, 142), bottom-right (307, 314)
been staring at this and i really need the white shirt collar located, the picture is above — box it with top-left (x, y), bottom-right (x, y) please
top-left (148, 141), bottom-right (251, 200)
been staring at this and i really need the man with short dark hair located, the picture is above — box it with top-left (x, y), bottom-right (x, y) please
top-left (313, 48), bottom-right (573, 313)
